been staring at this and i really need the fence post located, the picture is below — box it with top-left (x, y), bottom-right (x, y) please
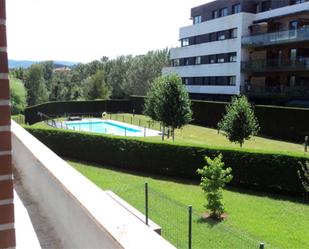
top-left (125, 128), bottom-right (127, 136)
top-left (145, 182), bottom-right (149, 226)
top-left (260, 242), bottom-right (264, 249)
top-left (144, 127), bottom-right (146, 137)
top-left (188, 205), bottom-right (192, 249)
top-left (305, 136), bottom-right (308, 152)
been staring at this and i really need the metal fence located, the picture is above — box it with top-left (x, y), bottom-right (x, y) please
top-left (37, 112), bottom-right (168, 137)
top-left (113, 183), bottom-right (270, 249)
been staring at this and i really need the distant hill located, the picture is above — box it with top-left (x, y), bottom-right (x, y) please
top-left (9, 59), bottom-right (78, 69)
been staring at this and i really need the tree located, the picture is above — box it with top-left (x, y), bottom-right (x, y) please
top-left (24, 64), bottom-right (49, 106)
top-left (298, 161), bottom-right (309, 192)
top-left (9, 76), bottom-right (27, 114)
top-left (197, 154), bottom-right (233, 219)
top-left (144, 74), bottom-right (192, 140)
top-left (218, 95), bottom-right (260, 147)
top-left (83, 70), bottom-right (112, 100)
top-left (123, 49), bottom-right (169, 97)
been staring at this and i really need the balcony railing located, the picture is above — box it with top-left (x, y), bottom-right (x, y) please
top-left (243, 85), bottom-right (309, 98)
top-left (241, 58), bottom-right (309, 72)
top-left (242, 28), bottom-right (309, 47)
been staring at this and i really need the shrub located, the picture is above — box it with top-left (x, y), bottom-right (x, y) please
top-left (197, 154), bottom-right (232, 219)
top-left (24, 126), bottom-right (308, 196)
top-left (218, 96), bottom-right (260, 147)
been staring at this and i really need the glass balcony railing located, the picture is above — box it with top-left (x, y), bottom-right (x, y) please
top-left (242, 28), bottom-right (309, 47)
top-left (241, 58), bottom-right (309, 72)
top-left (242, 85), bottom-right (309, 98)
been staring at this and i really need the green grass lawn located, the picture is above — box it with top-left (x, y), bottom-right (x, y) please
top-left (108, 113), bottom-right (305, 154)
top-left (33, 113), bottom-right (306, 156)
top-left (70, 160), bottom-right (309, 249)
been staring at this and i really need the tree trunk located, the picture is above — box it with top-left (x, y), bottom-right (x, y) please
top-left (172, 127), bottom-right (175, 141)
top-left (162, 125), bottom-right (165, 141)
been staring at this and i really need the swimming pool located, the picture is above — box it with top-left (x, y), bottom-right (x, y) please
top-left (64, 119), bottom-right (160, 137)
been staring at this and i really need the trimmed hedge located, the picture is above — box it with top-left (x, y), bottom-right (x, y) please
top-left (131, 96), bottom-right (309, 143)
top-left (25, 97), bottom-right (309, 142)
top-left (25, 99), bottom-right (132, 125)
top-left (25, 126), bottom-right (308, 196)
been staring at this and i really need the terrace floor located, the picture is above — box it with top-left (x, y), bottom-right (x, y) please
top-left (14, 170), bottom-right (63, 249)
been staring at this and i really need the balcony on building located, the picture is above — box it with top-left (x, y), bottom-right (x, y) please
top-left (241, 58), bottom-right (309, 72)
top-left (243, 84), bottom-right (309, 98)
top-left (242, 18), bottom-right (309, 48)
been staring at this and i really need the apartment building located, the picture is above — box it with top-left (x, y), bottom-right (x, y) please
top-left (163, 0), bottom-right (309, 103)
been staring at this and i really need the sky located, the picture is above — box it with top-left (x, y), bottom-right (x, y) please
top-left (7, 0), bottom-right (211, 63)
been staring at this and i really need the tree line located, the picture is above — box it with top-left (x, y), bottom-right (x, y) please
top-left (10, 48), bottom-right (170, 112)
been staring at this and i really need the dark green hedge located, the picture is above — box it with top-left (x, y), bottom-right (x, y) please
top-left (131, 97), bottom-right (309, 143)
top-left (25, 99), bottom-right (132, 125)
top-left (25, 97), bottom-right (309, 142)
top-left (25, 126), bottom-right (308, 196)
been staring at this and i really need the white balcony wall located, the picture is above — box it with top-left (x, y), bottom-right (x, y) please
top-left (163, 63), bottom-right (237, 77)
top-left (11, 122), bottom-right (175, 249)
top-left (255, 2), bottom-right (309, 22)
top-left (186, 85), bottom-right (240, 95)
top-left (179, 13), bottom-right (254, 39)
top-left (170, 39), bottom-right (238, 59)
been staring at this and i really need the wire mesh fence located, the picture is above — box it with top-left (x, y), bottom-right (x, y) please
top-left (111, 183), bottom-right (272, 249)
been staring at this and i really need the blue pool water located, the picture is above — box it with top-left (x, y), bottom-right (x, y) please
top-left (65, 120), bottom-right (140, 134)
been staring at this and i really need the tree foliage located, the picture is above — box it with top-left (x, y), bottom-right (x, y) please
top-left (9, 76), bottom-right (27, 114)
top-left (197, 154), bottom-right (233, 219)
top-left (218, 95), bottom-right (260, 147)
top-left (144, 74), bottom-right (192, 140)
top-left (10, 48), bottom-right (169, 106)
top-left (83, 70), bottom-right (111, 100)
top-left (24, 64), bottom-right (49, 106)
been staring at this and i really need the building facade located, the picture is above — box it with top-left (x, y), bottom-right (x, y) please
top-left (163, 0), bottom-right (309, 102)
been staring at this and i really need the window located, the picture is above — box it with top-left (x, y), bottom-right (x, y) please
top-left (210, 32), bottom-right (217, 42)
top-left (290, 0), bottom-right (306, 5)
top-left (232, 4), bottom-right (241, 14)
top-left (217, 54), bottom-right (225, 63)
top-left (184, 58), bottom-right (190, 66)
top-left (218, 31), bottom-right (226, 40)
top-left (173, 59), bottom-right (180, 67)
top-left (290, 48), bottom-right (297, 60)
top-left (195, 56), bottom-right (201, 65)
top-left (261, 1), bottom-right (271, 12)
top-left (228, 76), bottom-right (236, 86)
top-left (255, 3), bottom-right (260, 13)
top-left (229, 53), bottom-right (237, 62)
top-left (181, 38), bottom-right (189, 47)
top-left (183, 78), bottom-right (189, 85)
top-left (212, 10), bottom-right (218, 19)
top-left (288, 76), bottom-right (296, 87)
top-left (195, 77), bottom-right (204, 85)
top-left (219, 8), bottom-right (228, 17)
top-left (230, 28), bottom-right (238, 38)
top-left (209, 55), bottom-right (216, 64)
top-left (193, 15), bottom-right (202, 24)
